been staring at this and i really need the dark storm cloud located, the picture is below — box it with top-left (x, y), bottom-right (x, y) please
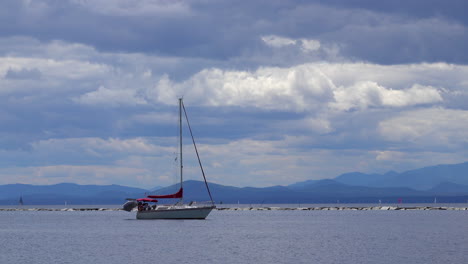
top-left (2, 0), bottom-right (467, 64)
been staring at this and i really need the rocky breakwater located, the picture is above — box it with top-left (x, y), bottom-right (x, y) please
top-left (1, 206), bottom-right (467, 212)
top-left (0, 208), bottom-right (122, 211)
top-left (216, 206), bottom-right (468, 211)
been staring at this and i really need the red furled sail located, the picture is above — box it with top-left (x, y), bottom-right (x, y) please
top-left (136, 198), bottom-right (158, 203)
top-left (147, 188), bottom-right (183, 199)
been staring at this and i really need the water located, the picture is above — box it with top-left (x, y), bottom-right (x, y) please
top-left (217, 202), bottom-right (468, 208)
top-left (1, 208), bottom-right (467, 264)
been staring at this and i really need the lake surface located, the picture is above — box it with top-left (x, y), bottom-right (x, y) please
top-left (1, 208), bottom-right (467, 264)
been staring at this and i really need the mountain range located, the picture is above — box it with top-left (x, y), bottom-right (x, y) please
top-left (332, 162), bottom-right (468, 190)
top-left (1, 162), bottom-right (467, 205)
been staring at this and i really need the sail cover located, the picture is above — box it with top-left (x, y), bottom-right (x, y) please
top-left (148, 188), bottom-right (183, 199)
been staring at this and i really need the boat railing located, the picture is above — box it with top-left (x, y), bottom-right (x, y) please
top-left (188, 201), bottom-right (216, 207)
top-left (147, 201), bottom-right (215, 210)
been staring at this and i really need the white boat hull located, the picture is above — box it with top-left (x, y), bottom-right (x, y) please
top-left (136, 205), bottom-right (215, 220)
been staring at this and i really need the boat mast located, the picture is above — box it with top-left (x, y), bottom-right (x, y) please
top-left (179, 98), bottom-right (183, 203)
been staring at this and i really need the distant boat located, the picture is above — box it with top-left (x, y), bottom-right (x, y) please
top-left (123, 98), bottom-right (215, 219)
top-left (19, 196), bottom-right (24, 206)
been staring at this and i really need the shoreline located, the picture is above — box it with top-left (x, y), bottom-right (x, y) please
top-left (1, 206), bottom-right (467, 211)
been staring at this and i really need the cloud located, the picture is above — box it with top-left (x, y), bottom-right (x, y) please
top-left (261, 34), bottom-right (322, 52)
top-left (261, 35), bottom-right (297, 48)
top-left (300, 39), bottom-right (321, 52)
top-left (71, 0), bottom-right (191, 16)
top-left (74, 86), bottom-right (147, 106)
top-left (149, 63), bottom-right (454, 113)
top-left (172, 138), bottom-right (365, 186)
top-left (374, 150), bottom-right (405, 161)
top-left (0, 165), bottom-right (152, 187)
top-left (0, 56), bottom-right (109, 82)
top-left (1, 130), bottom-right (467, 187)
top-left (331, 82), bottom-right (442, 111)
top-left (0, 137), bottom-right (179, 186)
top-left (378, 108), bottom-right (468, 149)
top-left (5, 68), bottom-right (42, 80)
top-left (29, 137), bottom-right (175, 160)
top-left (0, 1), bottom-right (467, 187)
top-left (2, 1), bottom-right (466, 63)
top-left (130, 112), bottom-right (178, 125)
top-left (151, 65), bottom-right (336, 111)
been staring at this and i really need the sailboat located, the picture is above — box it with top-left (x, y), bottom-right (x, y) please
top-left (123, 98), bottom-right (216, 219)
top-left (19, 196), bottom-right (24, 206)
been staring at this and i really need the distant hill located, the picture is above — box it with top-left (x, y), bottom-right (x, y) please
top-left (290, 179), bottom-right (425, 197)
top-left (147, 179), bottom-right (465, 204)
top-left (1, 161), bottom-right (467, 205)
top-left (429, 182), bottom-right (468, 195)
top-left (287, 179), bottom-right (318, 189)
top-left (333, 162), bottom-right (468, 190)
top-left (149, 186), bottom-right (165, 192)
top-left (149, 180), bottom-right (298, 204)
top-left (334, 171), bottom-right (397, 186)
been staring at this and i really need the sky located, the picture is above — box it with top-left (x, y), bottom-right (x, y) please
top-left (0, 0), bottom-right (467, 188)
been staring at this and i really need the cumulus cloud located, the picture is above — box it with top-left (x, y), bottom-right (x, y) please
top-left (0, 56), bottom-right (109, 82)
top-left (331, 82), bottom-right (442, 111)
top-left (58, 61), bottom-right (460, 133)
top-left (151, 65), bottom-right (336, 111)
top-left (261, 35), bottom-right (322, 53)
top-left (300, 39), bottom-right (321, 52)
top-left (147, 63), bottom-right (453, 113)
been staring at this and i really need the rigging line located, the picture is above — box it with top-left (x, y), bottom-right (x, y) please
top-left (181, 101), bottom-right (215, 205)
